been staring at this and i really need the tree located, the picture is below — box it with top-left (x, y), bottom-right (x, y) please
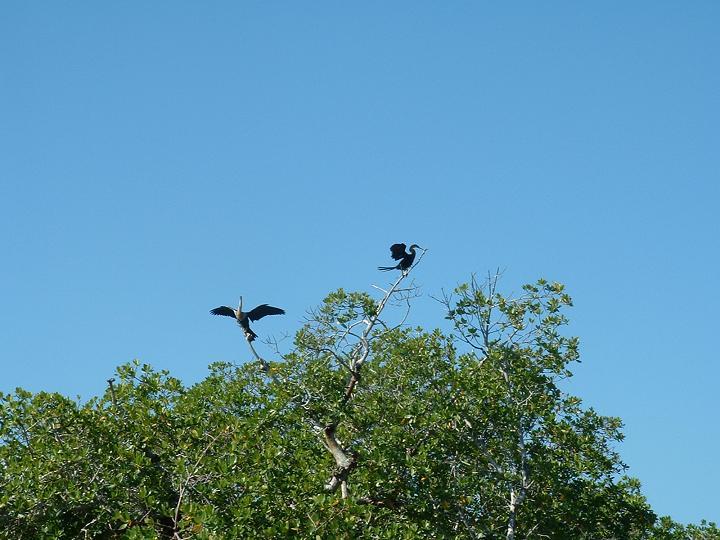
top-left (0, 266), bottom-right (712, 538)
top-left (650, 517), bottom-right (720, 540)
top-left (438, 273), bottom-right (656, 538)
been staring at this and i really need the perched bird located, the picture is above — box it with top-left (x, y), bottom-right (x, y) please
top-left (210, 297), bottom-right (285, 342)
top-left (378, 243), bottom-right (422, 273)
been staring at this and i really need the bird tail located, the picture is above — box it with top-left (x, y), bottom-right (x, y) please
top-left (243, 329), bottom-right (258, 342)
top-left (378, 266), bottom-right (396, 271)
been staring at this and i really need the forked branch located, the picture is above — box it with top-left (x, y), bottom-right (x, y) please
top-left (342, 249), bottom-right (427, 405)
top-left (321, 249), bottom-right (427, 496)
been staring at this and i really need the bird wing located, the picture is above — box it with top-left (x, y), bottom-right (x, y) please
top-left (247, 304), bottom-right (285, 321)
top-left (390, 243), bottom-right (407, 260)
top-left (210, 306), bottom-right (237, 318)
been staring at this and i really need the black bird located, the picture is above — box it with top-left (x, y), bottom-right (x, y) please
top-left (210, 297), bottom-right (285, 342)
top-left (378, 243), bottom-right (422, 273)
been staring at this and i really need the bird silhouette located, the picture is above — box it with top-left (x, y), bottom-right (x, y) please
top-left (378, 243), bottom-right (422, 273)
top-left (211, 297), bottom-right (285, 342)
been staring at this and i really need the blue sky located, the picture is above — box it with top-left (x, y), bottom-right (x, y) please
top-left (1, 1), bottom-right (718, 524)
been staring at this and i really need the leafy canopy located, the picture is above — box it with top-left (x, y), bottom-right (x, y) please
top-left (0, 275), bottom-right (714, 539)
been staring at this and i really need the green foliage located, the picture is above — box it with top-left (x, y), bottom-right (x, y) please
top-left (0, 277), bottom-right (710, 538)
top-left (650, 517), bottom-right (720, 539)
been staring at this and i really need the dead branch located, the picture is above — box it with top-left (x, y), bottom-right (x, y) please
top-left (173, 426), bottom-right (231, 534)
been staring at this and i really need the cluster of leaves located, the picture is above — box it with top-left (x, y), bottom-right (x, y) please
top-left (0, 277), bottom-right (716, 539)
top-left (652, 517), bottom-right (720, 539)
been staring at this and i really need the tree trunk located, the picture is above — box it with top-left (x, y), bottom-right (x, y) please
top-left (507, 489), bottom-right (518, 540)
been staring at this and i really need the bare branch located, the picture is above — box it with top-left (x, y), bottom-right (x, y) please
top-left (173, 426), bottom-right (231, 533)
top-left (344, 249), bottom-right (428, 397)
top-left (322, 424), bottom-right (357, 497)
top-left (242, 337), bottom-right (270, 373)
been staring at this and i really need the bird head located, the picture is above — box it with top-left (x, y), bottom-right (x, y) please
top-left (238, 296), bottom-right (243, 312)
top-left (410, 244), bottom-right (423, 250)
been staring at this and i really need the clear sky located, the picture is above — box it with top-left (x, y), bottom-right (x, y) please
top-left (1, 1), bottom-right (718, 525)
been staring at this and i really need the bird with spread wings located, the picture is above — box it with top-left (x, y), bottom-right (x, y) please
top-left (378, 243), bottom-right (422, 273)
top-left (211, 297), bottom-right (285, 342)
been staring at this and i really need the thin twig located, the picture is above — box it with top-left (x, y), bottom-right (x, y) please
top-left (173, 426), bottom-right (230, 532)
